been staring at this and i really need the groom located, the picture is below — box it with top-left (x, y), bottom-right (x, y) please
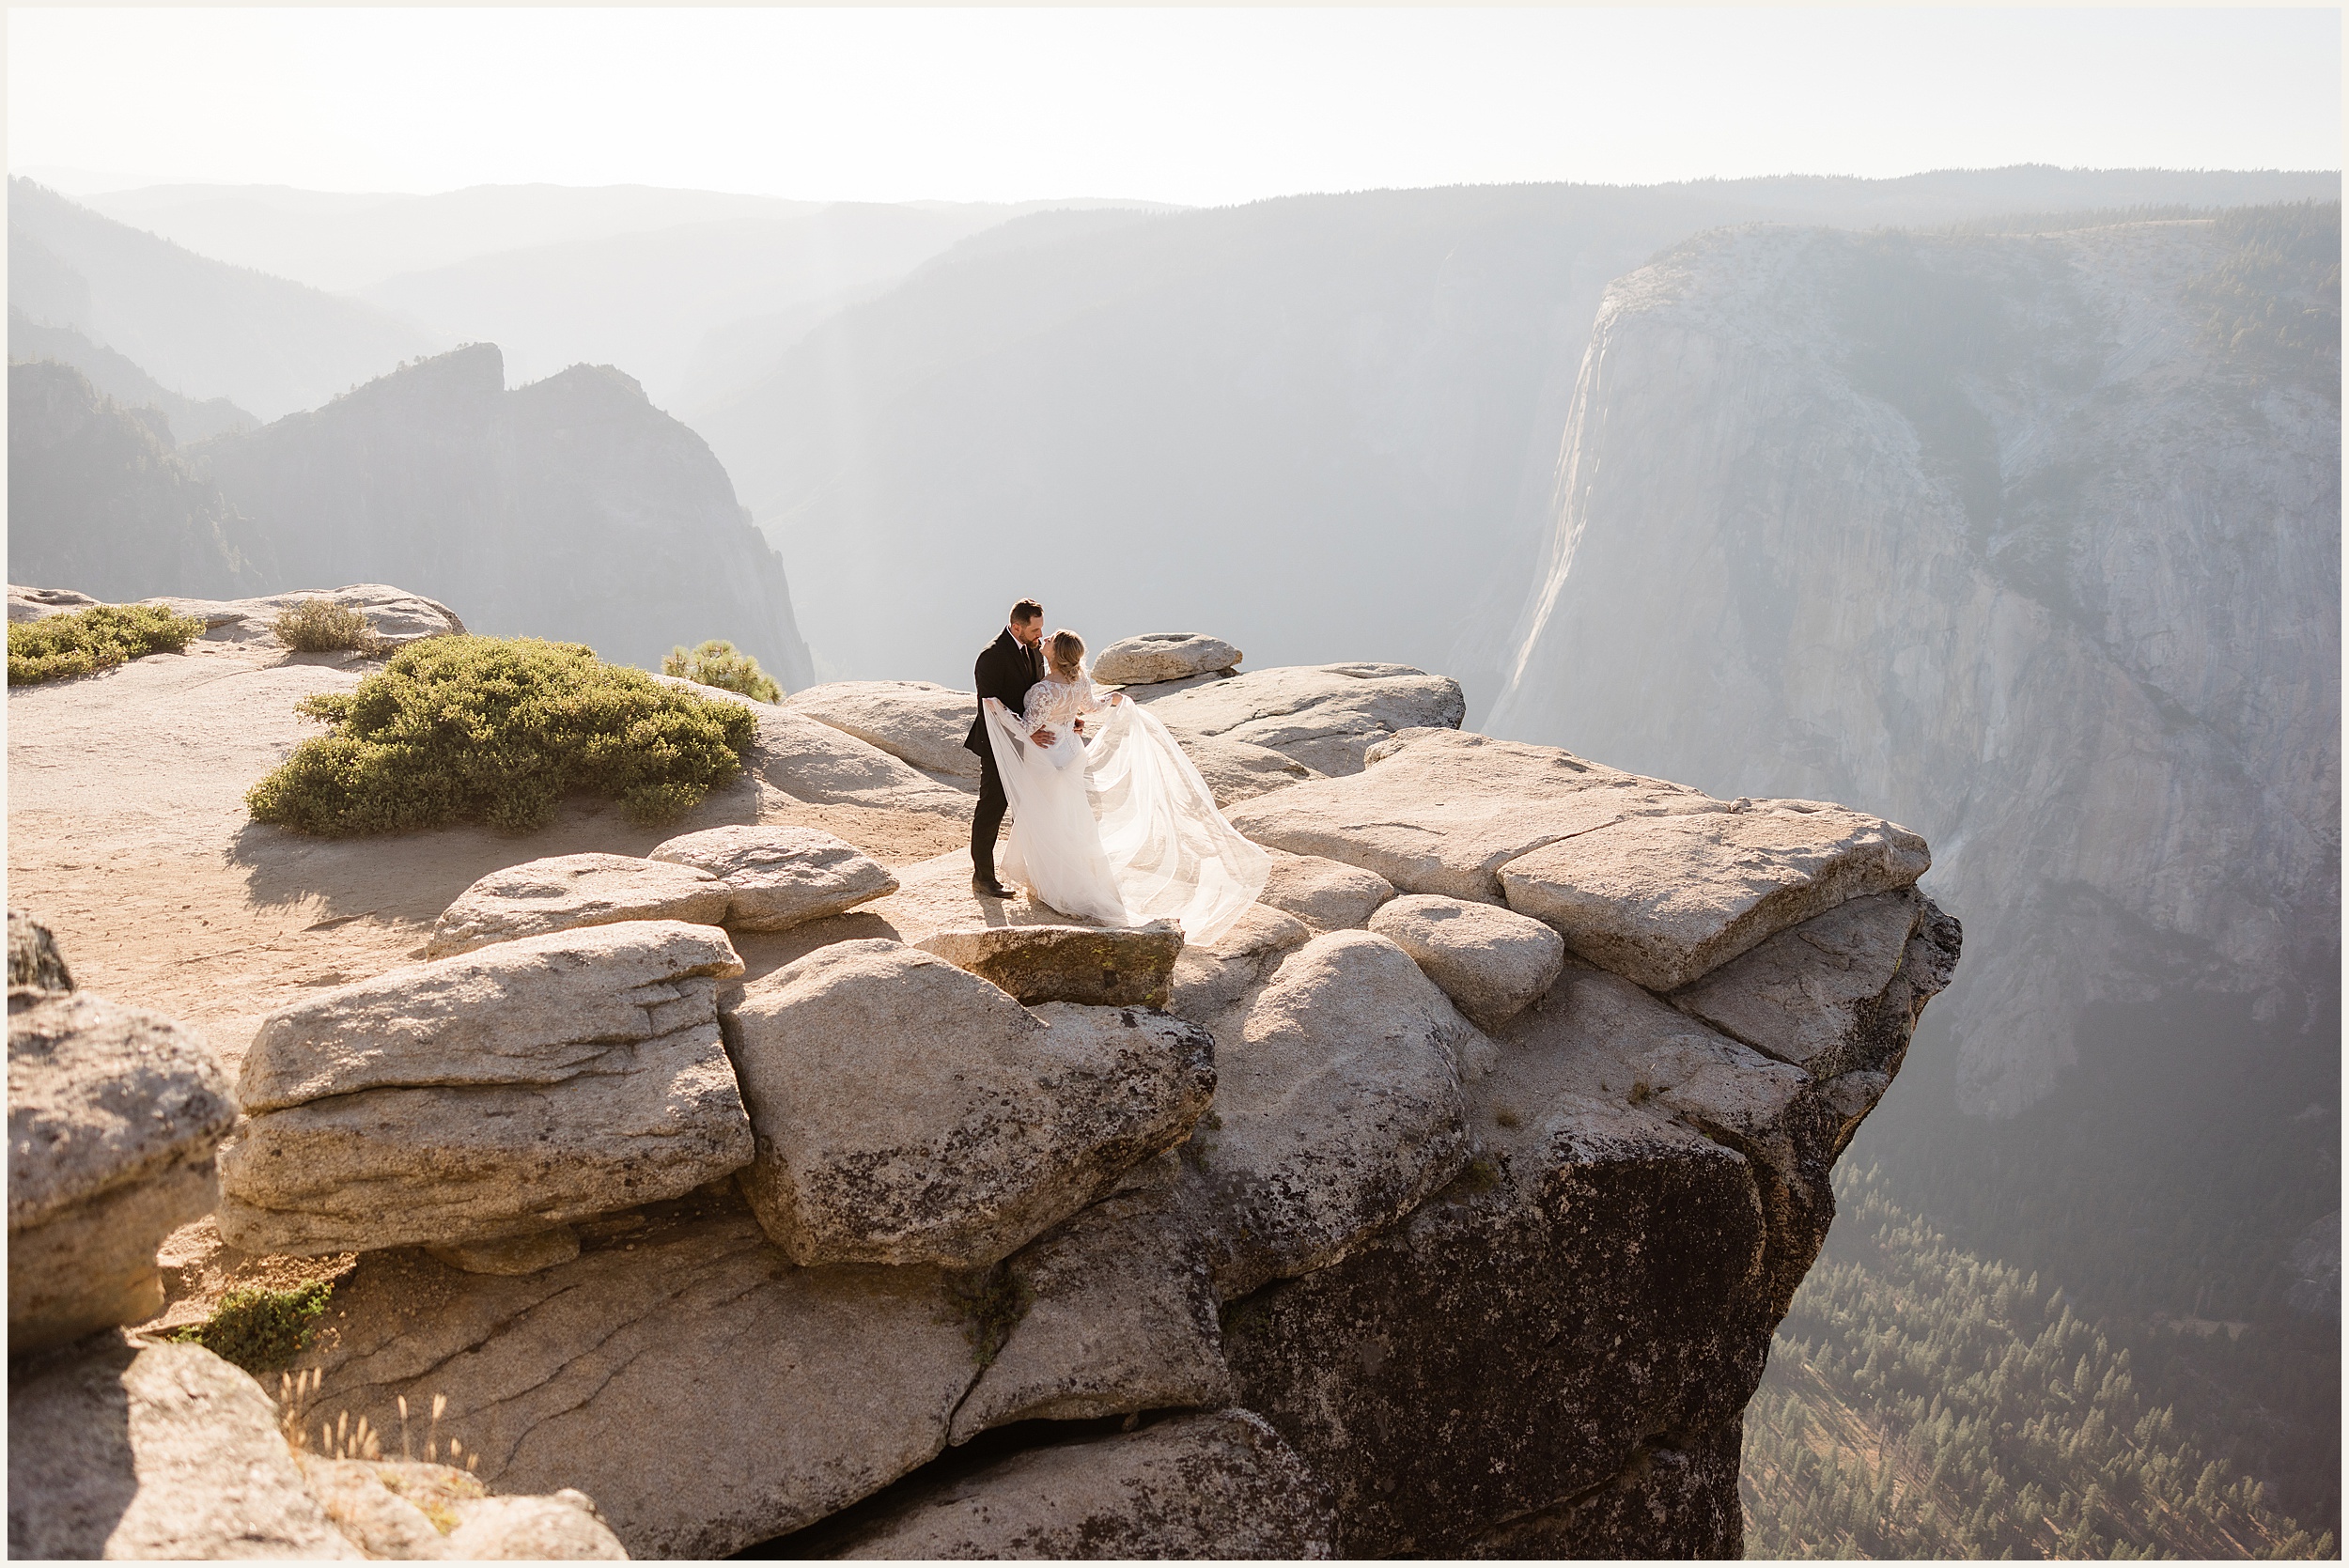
top-left (966, 598), bottom-right (1051, 897)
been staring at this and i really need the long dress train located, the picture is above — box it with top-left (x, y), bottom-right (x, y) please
top-left (981, 675), bottom-right (1268, 946)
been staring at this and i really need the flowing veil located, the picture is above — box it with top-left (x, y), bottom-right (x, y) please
top-left (980, 696), bottom-right (1269, 946)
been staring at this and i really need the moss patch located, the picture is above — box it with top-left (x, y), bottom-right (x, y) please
top-left (8, 603), bottom-right (207, 685)
top-left (245, 634), bottom-right (757, 835)
top-left (172, 1280), bottom-right (334, 1374)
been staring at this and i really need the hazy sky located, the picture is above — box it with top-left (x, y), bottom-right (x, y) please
top-left (10, 8), bottom-right (2341, 204)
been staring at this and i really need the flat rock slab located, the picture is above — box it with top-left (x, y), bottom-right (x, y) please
top-left (728, 940), bottom-right (1215, 1268)
top-left (951, 1155), bottom-right (1233, 1443)
top-left (1093, 633), bottom-right (1244, 686)
top-left (1259, 848), bottom-right (1396, 931)
top-left (1186, 930), bottom-right (1479, 1296)
top-left (1140, 663), bottom-right (1466, 777)
top-left (1498, 800), bottom-right (1932, 992)
top-left (917, 920), bottom-right (1184, 1007)
top-left (651, 824), bottom-right (899, 930)
top-left (8, 991), bottom-right (237, 1350)
top-left (1228, 727), bottom-right (1725, 903)
top-left (1171, 730), bottom-right (1323, 807)
top-left (1370, 894), bottom-right (1566, 1028)
top-left (1670, 888), bottom-right (1923, 1075)
top-left (282, 1203), bottom-right (983, 1559)
top-left (786, 680), bottom-right (982, 778)
top-left (830, 1409), bottom-right (1338, 1559)
top-left (427, 851), bottom-right (732, 957)
top-left (217, 922), bottom-right (754, 1255)
top-left (8, 1335), bottom-right (358, 1559)
top-left (849, 849), bottom-right (1107, 948)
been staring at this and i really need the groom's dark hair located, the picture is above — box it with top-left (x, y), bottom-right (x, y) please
top-left (1009, 598), bottom-right (1044, 625)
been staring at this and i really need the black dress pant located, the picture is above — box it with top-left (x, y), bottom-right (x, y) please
top-left (971, 749), bottom-right (1009, 883)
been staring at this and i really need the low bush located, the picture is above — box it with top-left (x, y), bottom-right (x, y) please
top-left (662, 638), bottom-right (782, 704)
top-left (173, 1280), bottom-right (334, 1375)
top-left (272, 597), bottom-right (381, 654)
top-left (7, 603), bottom-right (208, 685)
top-left (245, 635), bottom-right (758, 835)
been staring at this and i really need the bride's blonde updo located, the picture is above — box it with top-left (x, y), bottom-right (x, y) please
top-left (1047, 629), bottom-right (1085, 682)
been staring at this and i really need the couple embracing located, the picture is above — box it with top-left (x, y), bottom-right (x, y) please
top-left (963, 598), bottom-right (1268, 946)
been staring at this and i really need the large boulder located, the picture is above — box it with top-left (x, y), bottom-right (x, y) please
top-left (1138, 663), bottom-right (1466, 776)
top-left (8, 1335), bottom-right (358, 1559)
top-left (916, 920), bottom-right (1184, 1008)
top-left (280, 1200), bottom-right (983, 1558)
top-left (8, 990), bottom-right (237, 1351)
top-left (426, 852), bottom-right (731, 957)
top-left (649, 824), bottom-right (899, 930)
top-left (949, 1155), bottom-right (1233, 1444)
top-left (1258, 848), bottom-right (1396, 932)
top-left (1185, 931), bottom-right (1483, 1296)
top-left (785, 680), bottom-right (982, 779)
top-left (1497, 800), bottom-right (1932, 992)
top-left (824, 1410), bottom-right (1339, 1560)
top-left (1094, 632), bottom-right (1243, 686)
top-left (1167, 902), bottom-right (1312, 1027)
top-left (1227, 727), bottom-right (1723, 902)
top-left (1369, 894), bottom-right (1566, 1028)
top-left (216, 922), bottom-right (754, 1256)
top-left (726, 940), bottom-right (1215, 1267)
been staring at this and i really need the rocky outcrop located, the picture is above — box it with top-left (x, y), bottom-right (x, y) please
top-left (1094, 632), bottom-right (1243, 686)
top-left (8, 968), bottom-right (237, 1351)
top-left (216, 923), bottom-right (754, 1256)
top-left (915, 920), bottom-right (1184, 1008)
top-left (725, 941), bottom-right (1214, 1267)
top-left (647, 825), bottom-right (899, 928)
top-left (1259, 847), bottom-right (1396, 931)
top-left (663, 679), bottom-right (974, 819)
top-left (785, 680), bottom-right (983, 779)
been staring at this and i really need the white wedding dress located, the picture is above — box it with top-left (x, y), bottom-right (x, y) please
top-left (981, 673), bottom-right (1268, 946)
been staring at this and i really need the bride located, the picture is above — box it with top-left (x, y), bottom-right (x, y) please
top-left (980, 629), bottom-right (1268, 945)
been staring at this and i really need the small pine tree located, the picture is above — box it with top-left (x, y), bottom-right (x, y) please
top-left (662, 639), bottom-right (781, 704)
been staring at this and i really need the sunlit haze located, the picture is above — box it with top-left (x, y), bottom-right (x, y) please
top-left (10, 7), bottom-right (2341, 203)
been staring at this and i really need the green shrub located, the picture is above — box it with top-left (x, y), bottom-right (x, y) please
top-left (7, 603), bottom-right (208, 685)
top-left (245, 635), bottom-right (757, 835)
top-left (172, 1280), bottom-right (334, 1374)
top-left (272, 598), bottom-right (381, 654)
top-left (662, 639), bottom-right (782, 704)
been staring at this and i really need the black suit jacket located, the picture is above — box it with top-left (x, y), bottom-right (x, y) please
top-left (966, 628), bottom-right (1043, 759)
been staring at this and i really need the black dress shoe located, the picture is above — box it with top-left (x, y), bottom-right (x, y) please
top-left (972, 877), bottom-right (1016, 899)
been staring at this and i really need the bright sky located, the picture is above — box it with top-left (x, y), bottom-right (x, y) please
top-left (8, 7), bottom-right (2341, 204)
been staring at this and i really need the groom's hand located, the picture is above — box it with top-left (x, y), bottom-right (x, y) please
top-left (1033, 728), bottom-right (1055, 746)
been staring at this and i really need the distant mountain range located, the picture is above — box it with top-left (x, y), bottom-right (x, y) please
top-left (686, 167), bottom-right (2340, 696)
top-left (8, 347), bottom-right (814, 685)
top-left (8, 178), bottom-right (436, 422)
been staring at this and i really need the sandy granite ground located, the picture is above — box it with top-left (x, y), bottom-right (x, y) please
top-left (6, 638), bottom-right (967, 1080)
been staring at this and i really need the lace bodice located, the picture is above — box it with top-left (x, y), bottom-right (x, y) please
top-left (1022, 675), bottom-right (1109, 731)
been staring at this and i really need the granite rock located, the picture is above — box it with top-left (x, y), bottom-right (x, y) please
top-left (426, 852), bottom-right (731, 958)
top-left (1369, 893), bottom-right (1566, 1027)
top-left (916, 921), bottom-right (1184, 1008)
top-left (649, 825), bottom-right (898, 931)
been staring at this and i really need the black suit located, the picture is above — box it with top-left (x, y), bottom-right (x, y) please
top-left (967, 627), bottom-right (1043, 885)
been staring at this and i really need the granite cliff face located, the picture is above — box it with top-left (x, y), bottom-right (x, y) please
top-left (1490, 211), bottom-right (2340, 1116)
